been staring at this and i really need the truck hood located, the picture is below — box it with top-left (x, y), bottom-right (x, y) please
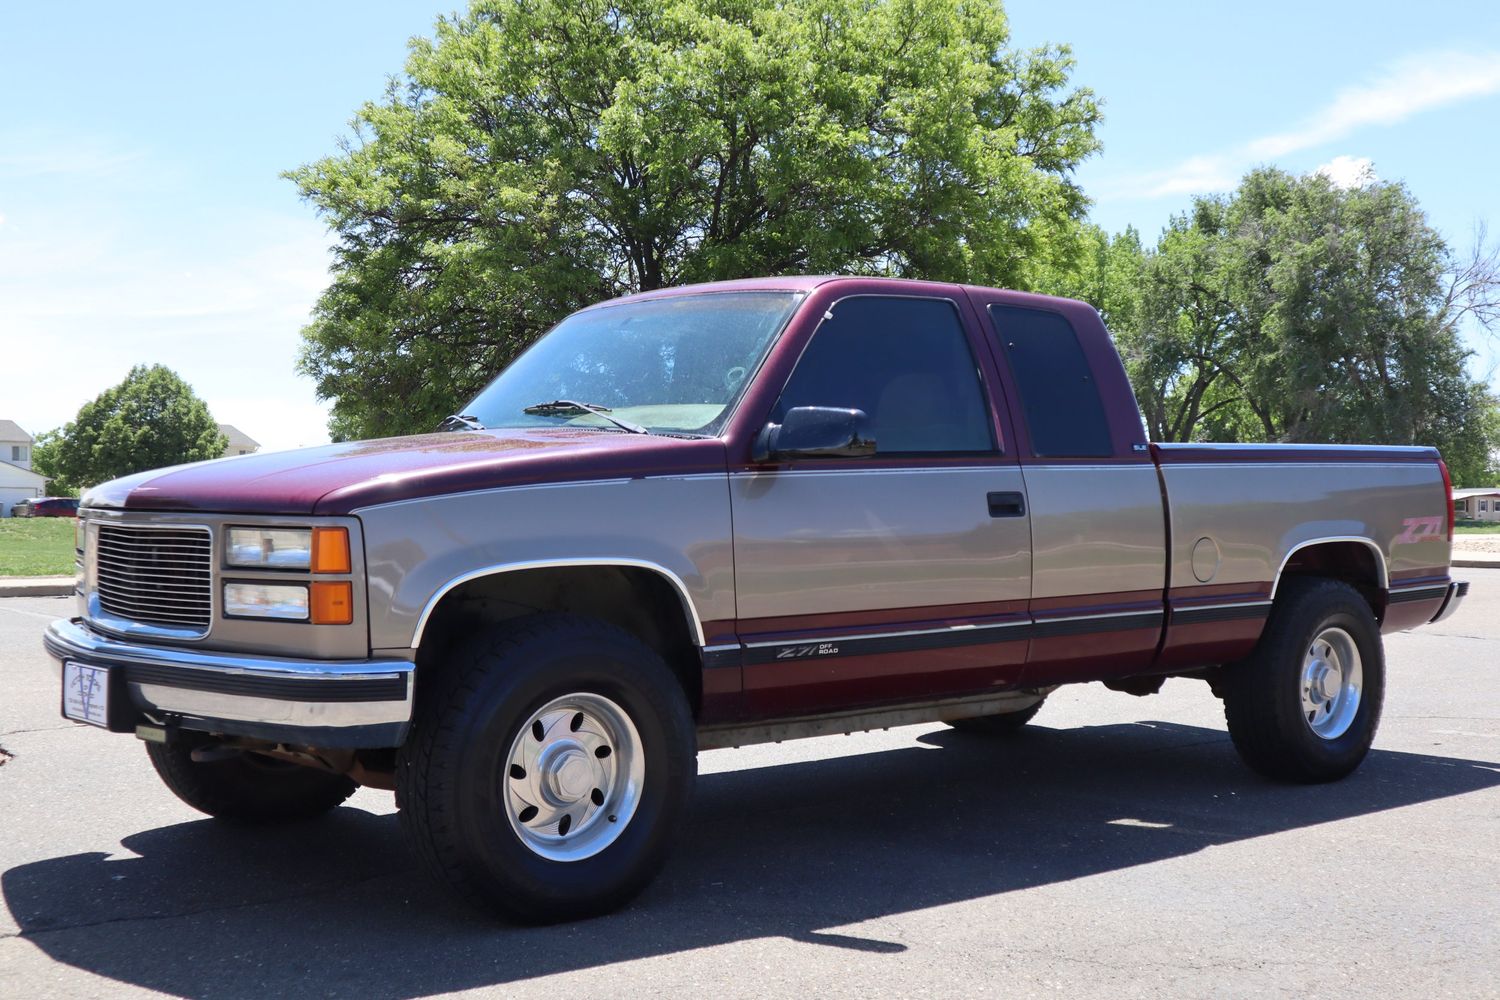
top-left (82, 429), bottom-right (728, 515)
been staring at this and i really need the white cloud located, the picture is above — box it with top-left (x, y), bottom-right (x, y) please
top-left (1315, 155), bottom-right (1378, 189)
top-left (1098, 48), bottom-right (1500, 201)
top-left (0, 142), bottom-right (336, 452)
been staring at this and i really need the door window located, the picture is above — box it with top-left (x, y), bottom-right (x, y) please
top-left (773, 296), bottom-right (995, 455)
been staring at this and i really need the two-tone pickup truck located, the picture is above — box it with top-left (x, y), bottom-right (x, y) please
top-left (45, 276), bottom-right (1467, 921)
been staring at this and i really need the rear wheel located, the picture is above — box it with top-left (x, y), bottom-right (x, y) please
top-left (1222, 578), bottom-right (1384, 783)
top-left (145, 738), bottom-right (356, 823)
top-left (945, 698), bottom-right (1045, 735)
top-left (396, 615), bottom-right (695, 923)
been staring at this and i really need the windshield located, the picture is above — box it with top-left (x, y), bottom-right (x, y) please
top-left (461, 292), bottom-right (800, 436)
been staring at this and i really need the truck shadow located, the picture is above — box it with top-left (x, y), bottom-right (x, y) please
top-left (5, 721), bottom-right (1498, 998)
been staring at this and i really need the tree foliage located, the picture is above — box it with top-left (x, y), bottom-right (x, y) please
top-left (290, 0), bottom-right (1102, 439)
top-left (35, 365), bottom-right (226, 493)
top-left (1100, 168), bottom-right (1500, 485)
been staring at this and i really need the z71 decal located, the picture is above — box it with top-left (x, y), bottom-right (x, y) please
top-left (776, 642), bottom-right (841, 660)
top-left (1394, 516), bottom-right (1444, 545)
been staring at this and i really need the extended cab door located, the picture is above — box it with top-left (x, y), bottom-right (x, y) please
top-left (968, 291), bottom-right (1167, 685)
top-left (729, 290), bottom-right (1033, 717)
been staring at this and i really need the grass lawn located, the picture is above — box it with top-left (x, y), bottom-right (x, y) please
top-left (0, 517), bottom-right (77, 576)
top-left (1455, 521), bottom-right (1500, 535)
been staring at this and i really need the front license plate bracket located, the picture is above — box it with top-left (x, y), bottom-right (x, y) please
top-left (62, 661), bottom-right (113, 729)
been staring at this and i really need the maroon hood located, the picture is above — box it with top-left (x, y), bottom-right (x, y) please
top-left (83, 429), bottom-right (728, 515)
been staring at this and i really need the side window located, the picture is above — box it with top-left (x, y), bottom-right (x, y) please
top-left (774, 296), bottom-right (995, 455)
top-left (988, 305), bottom-right (1113, 458)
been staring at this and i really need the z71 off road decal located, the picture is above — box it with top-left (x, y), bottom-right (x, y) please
top-left (775, 643), bottom-right (841, 660)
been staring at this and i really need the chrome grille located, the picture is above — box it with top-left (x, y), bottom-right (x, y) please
top-left (94, 524), bottom-right (213, 633)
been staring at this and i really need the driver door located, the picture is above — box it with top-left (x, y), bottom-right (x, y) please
top-left (729, 294), bottom-right (1033, 717)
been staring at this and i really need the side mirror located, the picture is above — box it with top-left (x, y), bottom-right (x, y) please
top-left (753, 406), bottom-right (875, 461)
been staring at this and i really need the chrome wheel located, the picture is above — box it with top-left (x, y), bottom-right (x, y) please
top-left (502, 692), bottom-right (644, 862)
top-left (1300, 627), bottom-right (1363, 740)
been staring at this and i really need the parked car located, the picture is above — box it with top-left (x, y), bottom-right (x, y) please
top-left (11, 497), bottom-right (78, 518)
top-left (43, 276), bottom-right (1466, 922)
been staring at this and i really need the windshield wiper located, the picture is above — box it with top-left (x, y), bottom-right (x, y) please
top-left (522, 399), bottom-right (649, 434)
top-left (437, 413), bottom-right (486, 432)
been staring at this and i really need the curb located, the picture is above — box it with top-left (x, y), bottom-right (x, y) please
top-left (1452, 557), bottom-right (1500, 569)
top-left (0, 578), bottom-right (76, 598)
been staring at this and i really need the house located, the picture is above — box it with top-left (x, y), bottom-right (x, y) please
top-left (0, 420), bottom-right (48, 516)
top-left (1454, 487), bottom-right (1500, 522)
top-left (218, 424), bottom-right (261, 457)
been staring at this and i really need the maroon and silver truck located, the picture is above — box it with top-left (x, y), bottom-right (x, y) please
top-left (45, 276), bottom-right (1468, 920)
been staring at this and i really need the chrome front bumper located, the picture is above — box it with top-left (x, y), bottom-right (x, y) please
top-left (1429, 580), bottom-right (1470, 624)
top-left (44, 618), bottom-right (413, 748)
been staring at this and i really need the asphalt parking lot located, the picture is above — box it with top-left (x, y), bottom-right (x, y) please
top-left (2, 572), bottom-right (1497, 999)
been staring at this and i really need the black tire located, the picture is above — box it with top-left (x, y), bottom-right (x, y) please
top-left (145, 739), bottom-right (357, 823)
top-left (396, 614), bottom-right (696, 923)
top-left (1222, 577), bottom-right (1385, 783)
top-left (945, 699), bottom-right (1045, 735)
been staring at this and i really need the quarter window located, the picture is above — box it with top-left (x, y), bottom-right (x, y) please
top-left (773, 296), bottom-right (995, 454)
top-left (988, 305), bottom-right (1113, 458)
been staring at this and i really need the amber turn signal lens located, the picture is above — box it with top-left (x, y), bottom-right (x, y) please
top-left (311, 527), bottom-right (351, 574)
top-left (310, 581), bottom-right (353, 625)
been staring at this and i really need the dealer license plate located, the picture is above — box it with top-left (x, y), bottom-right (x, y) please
top-left (63, 661), bottom-right (110, 728)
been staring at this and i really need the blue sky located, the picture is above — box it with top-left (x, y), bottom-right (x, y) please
top-left (2, 1), bottom-right (1497, 451)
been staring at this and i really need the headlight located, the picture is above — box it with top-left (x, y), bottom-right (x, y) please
top-left (227, 527), bottom-right (312, 569)
top-left (224, 582), bottom-right (309, 620)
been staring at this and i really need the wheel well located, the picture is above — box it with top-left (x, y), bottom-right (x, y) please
top-left (414, 566), bottom-right (703, 716)
top-left (1275, 541), bottom-right (1386, 617)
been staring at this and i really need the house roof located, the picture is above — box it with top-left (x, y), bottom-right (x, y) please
top-left (217, 423), bottom-right (260, 450)
top-left (0, 419), bottom-right (33, 442)
top-left (1453, 488), bottom-right (1500, 499)
top-left (0, 460), bottom-right (46, 486)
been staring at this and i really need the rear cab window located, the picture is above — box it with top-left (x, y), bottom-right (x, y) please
top-left (986, 305), bottom-right (1113, 458)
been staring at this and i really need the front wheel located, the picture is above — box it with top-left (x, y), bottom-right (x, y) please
top-left (145, 739), bottom-right (356, 823)
top-left (1222, 578), bottom-right (1384, 783)
top-left (396, 615), bottom-right (695, 923)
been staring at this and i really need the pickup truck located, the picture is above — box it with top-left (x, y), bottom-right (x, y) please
top-left (44, 275), bottom-right (1468, 922)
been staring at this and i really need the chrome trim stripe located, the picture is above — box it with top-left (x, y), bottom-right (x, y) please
top-left (1163, 463), bottom-right (1427, 471)
top-left (1170, 600), bottom-right (1273, 612)
top-left (741, 618), bottom-right (1028, 649)
top-left (1153, 443), bottom-right (1435, 453)
top-left (410, 558), bottom-right (707, 648)
top-left (730, 466), bottom-right (1013, 479)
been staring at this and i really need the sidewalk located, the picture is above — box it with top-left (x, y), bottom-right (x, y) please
top-left (0, 576), bottom-right (75, 598)
top-left (1453, 550), bottom-right (1500, 569)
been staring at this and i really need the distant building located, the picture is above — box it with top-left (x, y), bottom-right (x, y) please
top-left (218, 424), bottom-right (261, 457)
top-left (0, 420), bottom-right (48, 516)
top-left (1454, 487), bottom-right (1500, 522)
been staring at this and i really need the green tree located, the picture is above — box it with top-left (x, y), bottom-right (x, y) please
top-left (1112, 168), bottom-right (1500, 484)
top-left (290, 0), bottom-right (1102, 439)
top-left (37, 365), bottom-right (227, 493)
